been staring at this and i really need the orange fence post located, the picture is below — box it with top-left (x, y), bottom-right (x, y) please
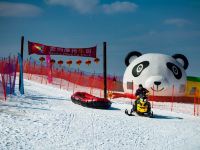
top-left (131, 80), bottom-right (134, 105)
top-left (100, 79), bottom-right (102, 97)
top-left (71, 71), bottom-right (77, 93)
top-left (40, 62), bottom-right (43, 84)
top-left (194, 96), bottom-right (196, 116)
top-left (79, 72), bottom-right (84, 87)
top-left (67, 71), bottom-right (71, 91)
top-left (30, 61), bottom-right (36, 80)
top-left (73, 82), bottom-right (75, 94)
top-left (89, 75), bottom-right (94, 94)
top-left (112, 77), bottom-right (116, 93)
top-left (152, 85), bottom-right (154, 108)
top-left (100, 89), bottom-right (102, 97)
top-left (60, 68), bottom-right (63, 89)
top-left (28, 60), bottom-right (31, 80)
top-left (194, 90), bottom-right (199, 116)
top-left (2, 75), bottom-right (6, 101)
top-left (197, 97), bottom-right (199, 116)
top-left (171, 85), bottom-right (174, 112)
top-left (100, 89), bottom-right (101, 97)
top-left (76, 72), bottom-right (82, 91)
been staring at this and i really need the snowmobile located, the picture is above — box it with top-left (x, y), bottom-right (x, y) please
top-left (125, 95), bottom-right (153, 117)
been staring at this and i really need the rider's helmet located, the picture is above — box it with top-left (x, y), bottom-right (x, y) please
top-left (139, 84), bottom-right (143, 89)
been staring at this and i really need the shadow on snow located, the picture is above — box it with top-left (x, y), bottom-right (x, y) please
top-left (153, 114), bottom-right (183, 120)
top-left (24, 95), bottom-right (69, 101)
top-left (0, 103), bottom-right (50, 111)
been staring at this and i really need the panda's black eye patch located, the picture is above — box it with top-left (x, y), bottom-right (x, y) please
top-left (132, 61), bottom-right (149, 77)
top-left (166, 62), bottom-right (182, 79)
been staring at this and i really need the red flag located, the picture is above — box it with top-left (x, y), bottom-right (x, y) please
top-left (28, 41), bottom-right (49, 55)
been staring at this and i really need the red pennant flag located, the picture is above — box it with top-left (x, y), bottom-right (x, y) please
top-left (28, 41), bottom-right (49, 55)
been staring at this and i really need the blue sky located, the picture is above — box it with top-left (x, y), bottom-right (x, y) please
top-left (0, 0), bottom-right (200, 77)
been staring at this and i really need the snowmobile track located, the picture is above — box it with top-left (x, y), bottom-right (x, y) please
top-left (0, 78), bottom-right (200, 150)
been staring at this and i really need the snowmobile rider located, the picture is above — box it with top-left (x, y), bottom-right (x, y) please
top-left (135, 84), bottom-right (149, 100)
top-left (131, 84), bottom-right (150, 113)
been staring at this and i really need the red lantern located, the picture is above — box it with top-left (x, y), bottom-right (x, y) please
top-left (50, 59), bottom-right (55, 65)
top-left (94, 58), bottom-right (100, 64)
top-left (39, 57), bottom-right (45, 63)
top-left (85, 59), bottom-right (91, 66)
top-left (58, 60), bottom-right (63, 66)
top-left (66, 60), bottom-right (73, 67)
top-left (76, 59), bottom-right (82, 66)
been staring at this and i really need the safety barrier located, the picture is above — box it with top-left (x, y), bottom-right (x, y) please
top-left (20, 60), bottom-right (200, 116)
top-left (0, 56), bottom-right (18, 100)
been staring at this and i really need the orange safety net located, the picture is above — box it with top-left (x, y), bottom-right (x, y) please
top-left (21, 60), bottom-right (200, 116)
top-left (0, 56), bottom-right (18, 101)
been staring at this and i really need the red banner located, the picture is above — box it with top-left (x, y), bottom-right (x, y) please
top-left (28, 41), bottom-right (97, 58)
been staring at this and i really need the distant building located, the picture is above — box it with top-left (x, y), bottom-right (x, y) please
top-left (186, 76), bottom-right (200, 98)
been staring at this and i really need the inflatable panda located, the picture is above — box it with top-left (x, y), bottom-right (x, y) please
top-left (123, 51), bottom-right (189, 96)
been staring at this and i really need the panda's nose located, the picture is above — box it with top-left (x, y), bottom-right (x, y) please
top-left (154, 81), bottom-right (161, 86)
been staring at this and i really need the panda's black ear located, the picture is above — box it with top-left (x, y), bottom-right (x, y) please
top-left (125, 51), bottom-right (142, 66)
top-left (172, 54), bottom-right (189, 70)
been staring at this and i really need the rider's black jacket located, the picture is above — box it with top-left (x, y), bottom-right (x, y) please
top-left (135, 88), bottom-right (149, 99)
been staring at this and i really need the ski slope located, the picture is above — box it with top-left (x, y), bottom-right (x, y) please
top-left (0, 79), bottom-right (200, 150)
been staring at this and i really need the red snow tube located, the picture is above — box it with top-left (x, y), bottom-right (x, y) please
top-left (71, 92), bottom-right (111, 109)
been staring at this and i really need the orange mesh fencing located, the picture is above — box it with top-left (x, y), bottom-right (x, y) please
top-left (21, 60), bottom-right (200, 116)
top-left (0, 56), bottom-right (18, 100)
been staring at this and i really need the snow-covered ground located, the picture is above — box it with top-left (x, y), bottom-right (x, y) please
top-left (0, 79), bottom-right (200, 150)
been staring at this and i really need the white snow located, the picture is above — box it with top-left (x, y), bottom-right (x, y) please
top-left (0, 78), bottom-right (200, 150)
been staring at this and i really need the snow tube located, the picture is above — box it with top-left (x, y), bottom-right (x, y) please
top-left (71, 92), bottom-right (111, 109)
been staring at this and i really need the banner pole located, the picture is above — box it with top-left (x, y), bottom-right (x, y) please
top-left (103, 42), bottom-right (107, 99)
top-left (19, 36), bottom-right (24, 94)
